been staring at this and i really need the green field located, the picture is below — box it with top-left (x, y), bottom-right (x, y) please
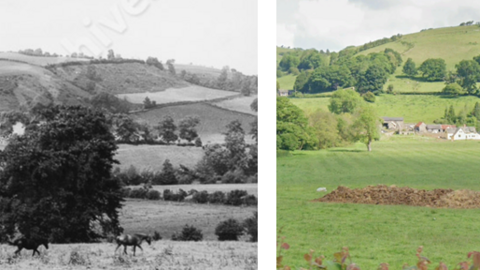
top-left (277, 137), bottom-right (480, 269)
top-left (289, 95), bottom-right (480, 123)
top-left (116, 85), bottom-right (239, 104)
top-left (211, 95), bottom-right (257, 115)
top-left (277, 74), bottom-right (297, 90)
top-left (131, 103), bottom-right (256, 144)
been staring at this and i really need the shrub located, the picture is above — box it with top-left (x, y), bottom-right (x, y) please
top-left (215, 218), bottom-right (243, 241)
top-left (363, 91), bottom-right (376, 103)
top-left (225, 190), bottom-right (248, 206)
top-left (243, 212), bottom-right (257, 242)
top-left (221, 170), bottom-right (246, 183)
top-left (120, 187), bottom-right (131, 197)
top-left (146, 189), bottom-right (161, 200)
top-left (195, 137), bottom-right (202, 147)
top-left (208, 191), bottom-right (226, 204)
top-left (129, 188), bottom-right (148, 199)
top-left (163, 189), bottom-right (188, 202)
top-left (243, 194), bottom-right (258, 206)
top-left (163, 189), bottom-right (172, 200)
top-left (153, 231), bottom-right (162, 241)
top-left (193, 191), bottom-right (209, 204)
top-left (171, 224), bottom-right (203, 241)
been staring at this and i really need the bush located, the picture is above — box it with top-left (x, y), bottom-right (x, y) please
top-left (153, 231), bottom-right (162, 241)
top-left (163, 189), bottom-right (188, 202)
top-left (221, 170), bottom-right (246, 184)
top-left (146, 189), bottom-right (161, 200)
top-left (215, 219), bottom-right (243, 241)
top-left (120, 187), bottom-right (131, 197)
top-left (225, 190), bottom-right (248, 206)
top-left (363, 91), bottom-right (376, 103)
top-left (129, 188), bottom-right (148, 199)
top-left (208, 191), bottom-right (226, 204)
top-left (195, 137), bottom-right (202, 147)
top-left (193, 191), bottom-right (209, 204)
top-left (243, 212), bottom-right (257, 242)
top-left (171, 224), bottom-right (203, 241)
top-left (243, 194), bottom-right (258, 206)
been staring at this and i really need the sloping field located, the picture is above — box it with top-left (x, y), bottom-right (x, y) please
top-left (278, 138), bottom-right (480, 269)
top-left (115, 144), bottom-right (204, 171)
top-left (357, 25), bottom-right (480, 70)
top-left (0, 240), bottom-right (257, 270)
top-left (0, 52), bottom-right (88, 66)
top-left (174, 63), bottom-right (222, 76)
top-left (0, 60), bottom-right (47, 76)
top-left (211, 95), bottom-right (257, 115)
top-left (117, 85), bottom-right (238, 104)
top-left (290, 95), bottom-right (480, 123)
top-left (120, 198), bottom-right (257, 241)
top-left (131, 103), bottom-right (256, 144)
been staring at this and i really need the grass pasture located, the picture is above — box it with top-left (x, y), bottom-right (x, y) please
top-left (290, 95), bottom-right (480, 123)
top-left (211, 95), bottom-right (257, 115)
top-left (115, 144), bottom-right (204, 171)
top-left (277, 137), bottom-right (480, 269)
top-left (0, 52), bottom-right (88, 66)
top-left (174, 63), bottom-right (222, 76)
top-left (131, 103), bottom-right (256, 144)
top-left (277, 74), bottom-right (297, 90)
top-left (116, 85), bottom-right (239, 104)
top-left (0, 240), bottom-right (256, 270)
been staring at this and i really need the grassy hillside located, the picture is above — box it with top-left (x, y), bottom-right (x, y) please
top-left (357, 25), bottom-right (480, 70)
top-left (211, 95), bottom-right (257, 115)
top-left (290, 95), bottom-right (480, 123)
top-left (277, 137), bottom-right (480, 269)
top-left (131, 103), bottom-right (256, 144)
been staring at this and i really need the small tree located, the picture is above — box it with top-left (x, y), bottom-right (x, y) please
top-left (352, 105), bottom-right (381, 152)
top-left (166, 59), bottom-right (176, 75)
top-left (178, 116), bottom-right (200, 143)
top-left (158, 159), bottom-right (177, 185)
top-left (243, 212), bottom-right (257, 242)
top-left (157, 116), bottom-right (178, 144)
top-left (442, 83), bottom-right (465, 97)
top-left (328, 89), bottom-right (362, 114)
top-left (215, 219), bottom-right (243, 241)
top-left (143, 96), bottom-right (153, 109)
top-left (402, 58), bottom-right (417, 77)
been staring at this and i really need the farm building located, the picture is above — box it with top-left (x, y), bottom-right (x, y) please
top-left (426, 124), bottom-right (442, 133)
top-left (414, 122), bottom-right (426, 133)
top-left (277, 89), bottom-right (289, 97)
top-left (446, 127), bottom-right (480, 140)
top-left (441, 125), bottom-right (456, 131)
top-left (382, 117), bottom-right (404, 130)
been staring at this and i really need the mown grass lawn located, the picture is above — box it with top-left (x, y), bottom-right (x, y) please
top-left (277, 137), bottom-right (480, 269)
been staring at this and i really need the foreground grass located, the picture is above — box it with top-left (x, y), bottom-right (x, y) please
top-left (277, 137), bottom-right (480, 269)
top-left (0, 240), bottom-right (257, 270)
top-left (290, 95), bottom-right (480, 123)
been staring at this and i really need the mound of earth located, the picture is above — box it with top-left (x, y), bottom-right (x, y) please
top-left (315, 185), bottom-right (480, 209)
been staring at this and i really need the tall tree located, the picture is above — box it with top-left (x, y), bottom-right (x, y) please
top-left (0, 106), bottom-right (123, 243)
top-left (178, 116), bottom-right (200, 143)
top-left (277, 97), bottom-right (317, 150)
top-left (402, 58), bottom-right (417, 77)
top-left (418, 58), bottom-right (446, 81)
top-left (166, 59), bottom-right (176, 75)
top-left (157, 116), bottom-right (178, 144)
top-left (455, 60), bottom-right (480, 94)
top-left (224, 120), bottom-right (247, 170)
top-left (352, 105), bottom-right (381, 152)
top-left (328, 88), bottom-right (363, 114)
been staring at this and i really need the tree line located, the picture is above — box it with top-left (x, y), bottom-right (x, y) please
top-left (277, 88), bottom-right (381, 152)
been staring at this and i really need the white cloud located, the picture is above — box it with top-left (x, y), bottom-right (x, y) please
top-left (277, 23), bottom-right (295, 48)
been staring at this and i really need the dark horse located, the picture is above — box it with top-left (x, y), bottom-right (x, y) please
top-left (115, 233), bottom-right (151, 256)
top-left (8, 237), bottom-right (49, 256)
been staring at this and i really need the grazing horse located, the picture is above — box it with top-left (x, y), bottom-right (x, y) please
top-left (8, 237), bottom-right (49, 256)
top-left (115, 233), bottom-right (151, 256)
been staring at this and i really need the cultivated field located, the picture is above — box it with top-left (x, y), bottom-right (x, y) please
top-left (0, 240), bottom-right (257, 270)
top-left (131, 103), bottom-right (256, 144)
top-left (0, 52), bottom-right (88, 66)
top-left (211, 95), bottom-right (257, 115)
top-left (277, 137), bottom-right (480, 269)
top-left (290, 95), bottom-right (480, 123)
top-left (115, 144), bottom-right (204, 171)
top-left (117, 85), bottom-right (238, 104)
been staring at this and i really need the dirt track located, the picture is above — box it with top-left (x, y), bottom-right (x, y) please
top-left (315, 185), bottom-right (480, 209)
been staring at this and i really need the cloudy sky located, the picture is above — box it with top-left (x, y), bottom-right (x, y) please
top-left (0, 0), bottom-right (257, 74)
top-left (277, 0), bottom-right (480, 52)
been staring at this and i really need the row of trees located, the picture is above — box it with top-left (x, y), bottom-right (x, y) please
top-left (434, 102), bottom-right (480, 130)
top-left (293, 48), bottom-right (402, 95)
top-left (277, 89), bottom-right (381, 152)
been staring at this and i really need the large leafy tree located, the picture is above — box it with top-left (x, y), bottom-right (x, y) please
top-left (0, 106), bottom-right (123, 243)
top-left (179, 116), bottom-right (200, 143)
top-left (402, 58), bottom-right (417, 77)
top-left (418, 58), bottom-right (446, 81)
top-left (157, 116), bottom-right (178, 144)
top-left (328, 88), bottom-right (363, 114)
top-left (277, 97), bottom-right (317, 150)
top-left (356, 64), bottom-right (388, 94)
top-left (455, 60), bottom-right (480, 94)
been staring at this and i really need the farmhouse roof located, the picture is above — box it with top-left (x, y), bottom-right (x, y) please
top-left (414, 122), bottom-right (424, 128)
top-left (426, 124), bottom-right (442, 129)
top-left (382, 117), bottom-right (403, 122)
top-left (441, 125), bottom-right (456, 130)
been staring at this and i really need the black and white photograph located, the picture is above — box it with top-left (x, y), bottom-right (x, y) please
top-left (0, 0), bottom-right (258, 269)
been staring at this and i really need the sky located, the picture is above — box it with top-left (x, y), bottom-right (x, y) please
top-left (0, 0), bottom-right (257, 75)
top-left (277, 0), bottom-right (480, 52)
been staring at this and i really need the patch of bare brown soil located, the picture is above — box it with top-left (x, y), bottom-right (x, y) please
top-left (315, 185), bottom-right (480, 209)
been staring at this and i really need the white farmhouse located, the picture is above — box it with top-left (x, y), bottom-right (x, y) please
top-left (446, 127), bottom-right (480, 140)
